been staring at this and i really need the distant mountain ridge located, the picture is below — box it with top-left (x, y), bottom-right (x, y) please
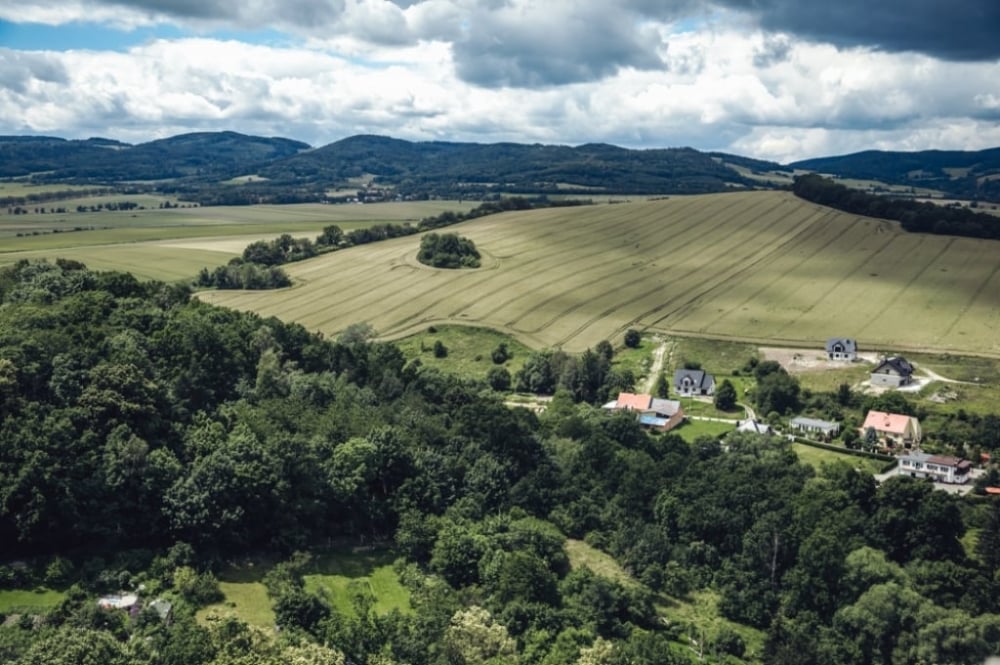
top-left (791, 147), bottom-right (1000, 201)
top-left (1, 130), bottom-right (997, 202)
top-left (261, 134), bottom-right (754, 195)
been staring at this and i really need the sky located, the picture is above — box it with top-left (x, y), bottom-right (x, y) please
top-left (0, 0), bottom-right (998, 163)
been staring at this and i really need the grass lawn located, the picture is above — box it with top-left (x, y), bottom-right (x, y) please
top-left (303, 550), bottom-right (412, 618)
top-left (795, 365), bottom-right (871, 393)
top-left (0, 588), bottom-right (65, 614)
top-left (679, 397), bottom-right (744, 419)
top-left (197, 581), bottom-right (275, 631)
top-left (611, 337), bottom-right (658, 381)
top-left (791, 443), bottom-right (886, 475)
top-left (392, 325), bottom-right (533, 382)
top-left (669, 336), bottom-right (758, 377)
top-left (674, 419), bottom-right (737, 443)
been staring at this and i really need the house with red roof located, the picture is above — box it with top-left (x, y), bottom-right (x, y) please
top-left (861, 410), bottom-right (922, 449)
top-left (603, 392), bottom-right (685, 432)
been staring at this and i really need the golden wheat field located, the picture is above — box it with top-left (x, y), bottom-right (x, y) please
top-left (196, 191), bottom-right (1000, 355)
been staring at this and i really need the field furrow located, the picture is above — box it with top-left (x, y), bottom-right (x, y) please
top-left (197, 191), bottom-right (1000, 355)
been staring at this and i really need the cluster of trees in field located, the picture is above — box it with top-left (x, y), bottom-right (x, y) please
top-left (2, 260), bottom-right (1000, 664)
top-left (792, 174), bottom-right (1000, 239)
top-left (197, 198), bottom-right (574, 289)
top-left (417, 233), bottom-right (481, 269)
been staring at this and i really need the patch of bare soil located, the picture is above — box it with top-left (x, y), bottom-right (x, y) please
top-left (759, 347), bottom-right (878, 374)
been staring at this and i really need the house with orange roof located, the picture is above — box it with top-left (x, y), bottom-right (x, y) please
top-left (861, 410), bottom-right (921, 449)
top-left (603, 392), bottom-right (685, 432)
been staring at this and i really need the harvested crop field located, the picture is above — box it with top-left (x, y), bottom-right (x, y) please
top-left (199, 191), bottom-right (1000, 355)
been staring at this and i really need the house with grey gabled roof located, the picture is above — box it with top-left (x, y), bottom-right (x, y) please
top-left (870, 356), bottom-right (915, 387)
top-left (825, 338), bottom-right (858, 361)
top-left (673, 369), bottom-right (715, 397)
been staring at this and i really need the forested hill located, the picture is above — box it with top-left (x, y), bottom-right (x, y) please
top-left (0, 131), bottom-right (309, 181)
top-left (2, 259), bottom-right (1000, 665)
top-left (258, 135), bottom-right (755, 196)
top-left (790, 147), bottom-right (1000, 201)
top-left (0, 131), bottom-right (756, 196)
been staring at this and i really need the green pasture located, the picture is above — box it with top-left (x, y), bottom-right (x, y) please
top-left (794, 364), bottom-right (872, 393)
top-left (791, 443), bottom-right (886, 475)
top-left (303, 550), bottom-right (411, 618)
top-left (0, 182), bottom-right (100, 197)
top-left (0, 588), bottom-right (65, 614)
top-left (674, 419), bottom-right (736, 443)
top-left (392, 324), bottom-right (532, 382)
top-left (197, 581), bottom-right (275, 631)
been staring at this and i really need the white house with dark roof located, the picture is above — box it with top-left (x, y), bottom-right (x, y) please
top-left (898, 452), bottom-right (971, 484)
top-left (870, 356), bottom-right (915, 387)
top-left (825, 338), bottom-right (858, 361)
top-left (673, 369), bottom-right (715, 397)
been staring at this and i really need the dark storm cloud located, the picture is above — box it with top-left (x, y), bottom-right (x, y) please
top-left (453, 5), bottom-right (664, 87)
top-left (721, 0), bottom-right (1000, 61)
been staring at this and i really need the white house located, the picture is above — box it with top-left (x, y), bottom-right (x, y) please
top-left (673, 369), bottom-right (716, 397)
top-left (825, 338), bottom-right (858, 361)
top-left (790, 416), bottom-right (840, 438)
top-left (898, 452), bottom-right (971, 484)
top-left (870, 356), bottom-right (915, 388)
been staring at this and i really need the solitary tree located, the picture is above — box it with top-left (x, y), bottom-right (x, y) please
top-left (714, 379), bottom-right (738, 411)
top-left (433, 340), bottom-right (448, 358)
top-left (624, 329), bottom-right (641, 348)
top-left (653, 373), bottom-right (670, 399)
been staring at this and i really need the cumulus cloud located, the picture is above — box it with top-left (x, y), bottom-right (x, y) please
top-left (0, 1), bottom-right (997, 161)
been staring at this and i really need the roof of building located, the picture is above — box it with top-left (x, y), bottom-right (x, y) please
top-left (649, 398), bottom-right (681, 416)
top-left (97, 593), bottom-right (139, 610)
top-left (862, 410), bottom-right (915, 435)
top-left (790, 416), bottom-right (840, 431)
top-left (612, 392), bottom-right (652, 411)
top-left (873, 356), bottom-right (914, 376)
top-left (639, 414), bottom-right (671, 428)
top-left (927, 455), bottom-right (971, 470)
top-left (825, 338), bottom-right (857, 352)
top-left (148, 599), bottom-right (173, 619)
top-left (673, 369), bottom-right (715, 389)
top-left (737, 419), bottom-right (773, 434)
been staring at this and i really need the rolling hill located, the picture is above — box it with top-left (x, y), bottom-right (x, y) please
top-left (196, 190), bottom-right (1000, 356)
top-left (790, 147), bottom-right (1000, 201)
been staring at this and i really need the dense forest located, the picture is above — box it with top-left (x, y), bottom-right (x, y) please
top-left (1, 260), bottom-right (999, 664)
top-left (792, 174), bottom-right (1000, 240)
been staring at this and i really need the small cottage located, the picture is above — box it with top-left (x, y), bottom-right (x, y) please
top-left (790, 416), bottom-right (841, 438)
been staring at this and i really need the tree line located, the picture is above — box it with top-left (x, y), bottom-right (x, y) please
top-left (792, 174), bottom-right (1000, 240)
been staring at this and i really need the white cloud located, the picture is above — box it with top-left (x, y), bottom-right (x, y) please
top-left (0, 18), bottom-right (997, 161)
